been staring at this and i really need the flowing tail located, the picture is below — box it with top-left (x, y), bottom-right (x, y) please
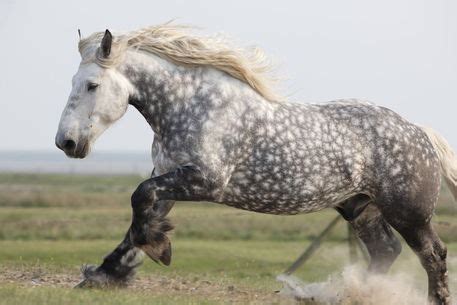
top-left (421, 126), bottom-right (457, 201)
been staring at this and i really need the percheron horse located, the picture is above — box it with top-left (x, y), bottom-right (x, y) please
top-left (55, 23), bottom-right (456, 304)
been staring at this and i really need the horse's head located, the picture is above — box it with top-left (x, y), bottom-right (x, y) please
top-left (55, 30), bottom-right (133, 158)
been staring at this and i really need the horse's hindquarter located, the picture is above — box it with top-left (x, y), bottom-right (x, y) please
top-left (220, 100), bottom-right (371, 214)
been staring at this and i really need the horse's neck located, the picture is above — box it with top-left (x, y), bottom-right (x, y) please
top-left (121, 51), bottom-right (175, 135)
top-left (121, 50), bottom-right (271, 138)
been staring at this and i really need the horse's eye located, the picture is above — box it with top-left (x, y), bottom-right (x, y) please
top-left (87, 83), bottom-right (99, 92)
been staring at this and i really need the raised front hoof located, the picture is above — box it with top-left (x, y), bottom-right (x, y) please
top-left (74, 264), bottom-right (133, 289)
top-left (140, 242), bottom-right (172, 266)
top-left (129, 216), bottom-right (173, 266)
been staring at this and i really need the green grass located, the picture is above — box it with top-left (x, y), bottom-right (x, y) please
top-left (0, 173), bottom-right (456, 304)
top-left (0, 284), bottom-right (219, 305)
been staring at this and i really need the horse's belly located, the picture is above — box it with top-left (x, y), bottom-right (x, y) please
top-left (221, 175), bottom-right (357, 215)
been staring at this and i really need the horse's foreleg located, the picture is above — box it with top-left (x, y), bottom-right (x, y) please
top-left (76, 232), bottom-right (142, 288)
top-left (76, 200), bottom-right (175, 288)
top-left (129, 165), bottom-right (217, 264)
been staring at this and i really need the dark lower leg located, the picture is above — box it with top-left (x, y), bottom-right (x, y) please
top-left (77, 200), bottom-right (176, 287)
top-left (395, 223), bottom-right (450, 305)
top-left (349, 204), bottom-right (402, 273)
top-left (129, 202), bottom-right (174, 265)
top-left (129, 166), bottom-right (217, 263)
top-left (77, 232), bottom-right (143, 287)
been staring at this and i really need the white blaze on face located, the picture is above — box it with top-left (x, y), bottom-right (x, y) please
top-left (56, 62), bottom-right (134, 158)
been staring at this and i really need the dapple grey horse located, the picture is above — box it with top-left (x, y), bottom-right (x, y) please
top-left (55, 24), bottom-right (456, 304)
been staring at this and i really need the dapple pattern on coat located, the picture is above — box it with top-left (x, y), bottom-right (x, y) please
top-left (55, 25), bottom-right (456, 305)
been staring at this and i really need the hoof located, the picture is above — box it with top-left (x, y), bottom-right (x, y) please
top-left (74, 278), bottom-right (91, 289)
top-left (74, 264), bottom-right (133, 289)
top-left (140, 241), bottom-right (172, 266)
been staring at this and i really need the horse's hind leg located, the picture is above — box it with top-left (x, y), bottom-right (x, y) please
top-left (384, 216), bottom-right (450, 305)
top-left (352, 205), bottom-right (402, 273)
top-left (338, 200), bottom-right (402, 273)
top-left (376, 177), bottom-right (450, 304)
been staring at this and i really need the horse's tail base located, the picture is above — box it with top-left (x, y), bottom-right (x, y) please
top-left (422, 126), bottom-right (457, 201)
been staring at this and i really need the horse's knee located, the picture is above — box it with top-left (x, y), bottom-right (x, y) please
top-left (131, 180), bottom-right (156, 210)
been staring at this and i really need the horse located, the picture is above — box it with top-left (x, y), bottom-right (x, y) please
top-left (55, 23), bottom-right (457, 304)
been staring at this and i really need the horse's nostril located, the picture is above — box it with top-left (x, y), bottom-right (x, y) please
top-left (62, 139), bottom-right (76, 151)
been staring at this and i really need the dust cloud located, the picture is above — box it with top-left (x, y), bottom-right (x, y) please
top-left (277, 265), bottom-right (456, 305)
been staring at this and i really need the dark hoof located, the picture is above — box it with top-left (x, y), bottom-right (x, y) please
top-left (140, 241), bottom-right (172, 266)
top-left (74, 278), bottom-right (90, 289)
top-left (74, 264), bottom-right (132, 289)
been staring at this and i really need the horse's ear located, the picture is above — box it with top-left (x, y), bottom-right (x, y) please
top-left (100, 29), bottom-right (112, 58)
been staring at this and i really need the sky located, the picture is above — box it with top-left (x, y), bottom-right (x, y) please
top-left (1, 0), bottom-right (456, 153)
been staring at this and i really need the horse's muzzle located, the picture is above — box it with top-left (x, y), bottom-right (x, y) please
top-left (55, 136), bottom-right (89, 159)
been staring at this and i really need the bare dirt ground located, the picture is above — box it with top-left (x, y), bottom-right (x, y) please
top-left (0, 267), bottom-right (297, 304)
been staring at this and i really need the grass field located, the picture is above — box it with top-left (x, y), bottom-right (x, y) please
top-left (0, 173), bottom-right (456, 304)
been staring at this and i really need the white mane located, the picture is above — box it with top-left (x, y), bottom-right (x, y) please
top-left (78, 22), bottom-right (282, 102)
